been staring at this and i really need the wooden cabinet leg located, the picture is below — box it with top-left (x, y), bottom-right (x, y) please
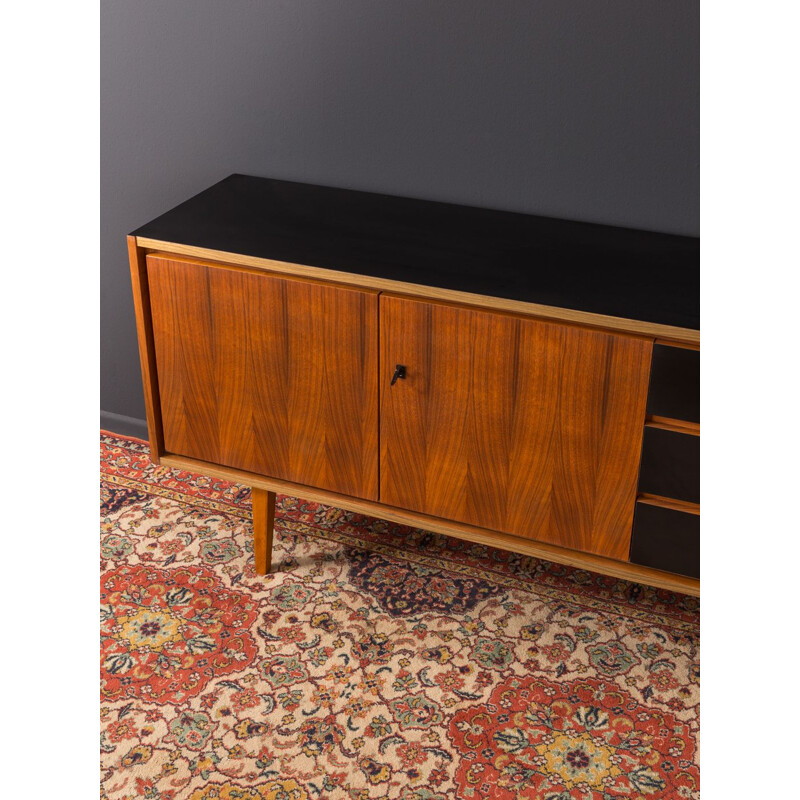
top-left (252, 488), bottom-right (276, 575)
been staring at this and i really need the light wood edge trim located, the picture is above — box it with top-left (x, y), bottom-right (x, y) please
top-left (379, 290), bottom-right (655, 344)
top-left (127, 236), bottom-right (164, 463)
top-left (160, 453), bottom-right (700, 597)
top-left (645, 416), bottom-right (700, 436)
top-left (136, 237), bottom-right (700, 346)
top-left (654, 337), bottom-right (700, 351)
top-left (637, 493), bottom-right (700, 516)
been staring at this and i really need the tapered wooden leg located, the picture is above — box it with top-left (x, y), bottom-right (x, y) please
top-left (252, 488), bottom-right (276, 575)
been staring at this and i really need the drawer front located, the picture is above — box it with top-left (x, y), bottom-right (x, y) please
top-left (646, 344), bottom-right (699, 423)
top-left (638, 427), bottom-right (700, 504)
top-left (630, 502), bottom-right (699, 578)
top-left (147, 255), bottom-right (380, 501)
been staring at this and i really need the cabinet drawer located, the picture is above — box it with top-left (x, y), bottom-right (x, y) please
top-left (638, 427), bottom-right (699, 504)
top-left (630, 502), bottom-right (699, 578)
top-left (646, 344), bottom-right (699, 423)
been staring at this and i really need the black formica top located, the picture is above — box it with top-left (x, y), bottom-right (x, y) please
top-left (132, 174), bottom-right (699, 330)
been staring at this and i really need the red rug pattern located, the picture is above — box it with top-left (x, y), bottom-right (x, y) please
top-left (100, 432), bottom-right (699, 799)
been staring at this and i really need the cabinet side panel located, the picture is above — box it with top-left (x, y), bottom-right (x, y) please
top-left (127, 236), bottom-right (164, 461)
top-left (380, 295), bottom-right (652, 560)
top-left (147, 256), bottom-right (379, 500)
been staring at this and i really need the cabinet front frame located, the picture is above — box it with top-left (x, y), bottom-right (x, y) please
top-left (128, 237), bottom-right (700, 596)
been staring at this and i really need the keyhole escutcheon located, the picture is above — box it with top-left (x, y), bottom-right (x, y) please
top-left (390, 364), bottom-right (406, 385)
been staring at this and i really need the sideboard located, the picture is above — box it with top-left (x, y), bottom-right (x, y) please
top-left (128, 175), bottom-right (699, 596)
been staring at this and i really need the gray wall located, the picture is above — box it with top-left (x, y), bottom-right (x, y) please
top-left (102, 0), bottom-right (698, 432)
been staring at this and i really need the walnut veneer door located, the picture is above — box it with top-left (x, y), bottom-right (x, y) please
top-left (380, 295), bottom-right (653, 560)
top-left (147, 255), bottom-right (379, 500)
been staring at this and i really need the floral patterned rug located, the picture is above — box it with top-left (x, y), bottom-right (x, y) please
top-left (100, 432), bottom-right (699, 800)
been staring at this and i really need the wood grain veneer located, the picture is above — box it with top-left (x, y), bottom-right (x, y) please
top-left (379, 294), bottom-right (653, 561)
top-left (147, 255), bottom-right (379, 500)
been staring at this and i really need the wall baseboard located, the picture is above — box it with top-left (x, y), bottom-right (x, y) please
top-left (100, 410), bottom-right (148, 441)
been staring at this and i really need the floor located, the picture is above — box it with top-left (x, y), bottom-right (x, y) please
top-left (101, 431), bottom-right (699, 799)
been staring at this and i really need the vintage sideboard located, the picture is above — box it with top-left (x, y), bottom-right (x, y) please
top-left (128, 175), bottom-right (699, 596)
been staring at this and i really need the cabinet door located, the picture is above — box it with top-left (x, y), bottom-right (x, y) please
top-left (148, 255), bottom-right (379, 500)
top-left (379, 295), bottom-right (652, 560)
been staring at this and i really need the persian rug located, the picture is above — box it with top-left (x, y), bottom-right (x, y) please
top-left (100, 432), bottom-right (699, 800)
